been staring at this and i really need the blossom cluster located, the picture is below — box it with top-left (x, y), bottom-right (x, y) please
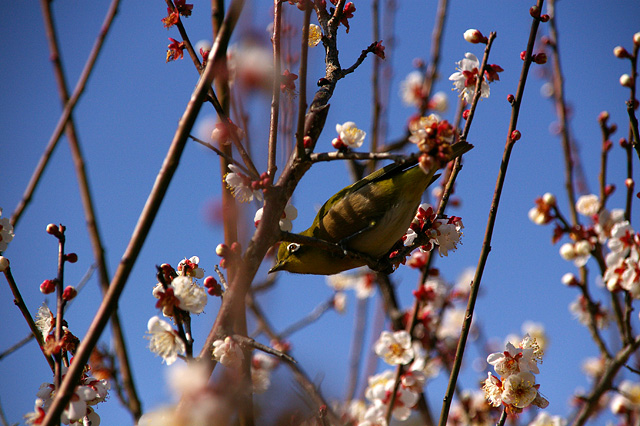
top-left (403, 203), bottom-right (464, 257)
top-left (407, 115), bottom-right (459, 175)
top-left (25, 369), bottom-right (110, 425)
top-left (483, 334), bottom-right (548, 415)
top-left (146, 256), bottom-right (209, 364)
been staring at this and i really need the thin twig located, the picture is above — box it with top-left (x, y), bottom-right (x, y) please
top-left (10, 0), bottom-right (121, 229)
top-left (437, 3), bottom-right (545, 425)
top-left (268, 0), bottom-right (283, 178)
top-left (2, 267), bottom-right (54, 371)
top-left (295, 5), bottom-right (312, 158)
top-left (38, 0), bottom-right (141, 417)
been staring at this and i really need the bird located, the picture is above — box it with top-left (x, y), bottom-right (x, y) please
top-left (269, 141), bottom-right (473, 275)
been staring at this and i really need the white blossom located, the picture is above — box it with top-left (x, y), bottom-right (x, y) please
top-left (146, 316), bottom-right (185, 365)
top-left (374, 330), bottom-right (414, 365)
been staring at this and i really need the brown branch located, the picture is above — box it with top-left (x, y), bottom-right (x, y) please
top-left (10, 0), bottom-right (121, 230)
top-left (40, 2), bottom-right (246, 424)
top-left (547, 0), bottom-right (579, 225)
top-left (245, 294), bottom-right (341, 424)
top-left (438, 3), bottom-right (545, 425)
top-left (2, 266), bottom-right (55, 371)
top-left (268, 0), bottom-right (283, 179)
top-left (572, 337), bottom-right (640, 426)
top-left (38, 0), bottom-right (141, 417)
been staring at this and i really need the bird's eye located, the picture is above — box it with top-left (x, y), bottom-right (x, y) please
top-left (287, 243), bottom-right (300, 253)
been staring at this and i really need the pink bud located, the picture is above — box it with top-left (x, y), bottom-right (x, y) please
top-left (614, 46), bottom-right (630, 58)
top-left (65, 253), bottom-right (78, 263)
top-left (634, 32), bottom-right (640, 46)
top-left (529, 5), bottom-right (540, 17)
top-left (463, 29), bottom-right (486, 44)
top-left (462, 109), bottom-right (470, 120)
top-left (620, 138), bottom-right (629, 148)
top-left (539, 14), bottom-right (550, 22)
top-left (605, 184), bottom-right (616, 196)
top-left (507, 94), bottom-right (515, 104)
top-left (520, 51), bottom-right (527, 61)
top-left (625, 178), bottom-right (634, 189)
top-left (216, 244), bottom-right (228, 257)
top-left (46, 224), bottom-right (61, 238)
top-left (511, 130), bottom-right (521, 141)
top-left (62, 286), bottom-right (77, 301)
top-left (303, 135), bottom-right (313, 148)
top-left (40, 279), bottom-right (57, 294)
top-left (598, 111), bottom-right (609, 123)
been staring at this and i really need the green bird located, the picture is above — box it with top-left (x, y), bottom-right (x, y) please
top-left (269, 141), bottom-right (473, 275)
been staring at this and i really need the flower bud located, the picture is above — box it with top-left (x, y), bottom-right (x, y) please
top-left (603, 140), bottom-right (612, 152)
top-left (620, 74), bottom-right (633, 88)
top-left (463, 29), bottom-right (486, 44)
top-left (608, 123), bottom-right (617, 134)
top-left (331, 137), bottom-right (345, 150)
top-left (605, 184), bottom-right (616, 196)
top-left (620, 137), bottom-right (629, 148)
top-left (303, 136), bottom-right (313, 148)
top-left (520, 51), bottom-right (527, 61)
top-left (46, 224), bottom-right (61, 238)
top-left (598, 111), bottom-right (609, 124)
top-left (507, 94), bottom-right (515, 104)
top-left (542, 192), bottom-right (556, 206)
top-left (559, 243), bottom-right (575, 260)
top-left (40, 279), bottom-right (57, 294)
top-left (529, 5), bottom-right (540, 17)
top-left (204, 276), bottom-right (222, 297)
top-left (561, 273), bottom-right (579, 286)
top-left (539, 14), bottom-right (550, 22)
top-left (533, 52), bottom-right (548, 64)
top-left (625, 178), bottom-right (634, 189)
top-left (634, 32), bottom-right (640, 46)
top-left (65, 253), bottom-right (78, 263)
top-left (462, 109), bottom-right (470, 120)
top-left (216, 243), bottom-right (228, 257)
top-left (0, 256), bottom-right (9, 272)
top-left (511, 130), bottom-right (521, 141)
top-left (62, 286), bottom-right (77, 301)
top-left (614, 46), bottom-right (630, 58)
top-left (575, 240), bottom-right (592, 256)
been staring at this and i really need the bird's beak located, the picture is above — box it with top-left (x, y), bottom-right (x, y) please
top-left (268, 261), bottom-right (284, 274)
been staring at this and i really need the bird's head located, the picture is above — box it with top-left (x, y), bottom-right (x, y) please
top-left (269, 241), bottom-right (365, 275)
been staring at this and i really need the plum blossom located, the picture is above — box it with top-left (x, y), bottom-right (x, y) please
top-left (365, 370), bottom-right (419, 421)
top-left (501, 371), bottom-right (539, 408)
top-left (400, 71), bottom-right (425, 107)
top-left (332, 121), bottom-right (366, 149)
top-left (225, 164), bottom-right (263, 203)
top-left (308, 24), bottom-right (322, 46)
top-left (575, 194), bottom-right (600, 217)
top-left (178, 256), bottom-right (205, 279)
top-left (146, 316), bottom-right (185, 365)
top-left (326, 268), bottom-right (376, 299)
top-left (374, 330), bottom-right (414, 365)
top-left (254, 204), bottom-right (298, 232)
top-left (0, 207), bottom-right (15, 252)
top-left (212, 336), bottom-right (244, 369)
top-left (449, 52), bottom-right (490, 103)
top-left (170, 275), bottom-right (207, 314)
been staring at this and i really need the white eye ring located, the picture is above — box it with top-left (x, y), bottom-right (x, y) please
top-left (287, 243), bottom-right (300, 253)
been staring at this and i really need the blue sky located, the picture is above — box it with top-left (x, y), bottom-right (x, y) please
top-left (1, 1), bottom-right (639, 425)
